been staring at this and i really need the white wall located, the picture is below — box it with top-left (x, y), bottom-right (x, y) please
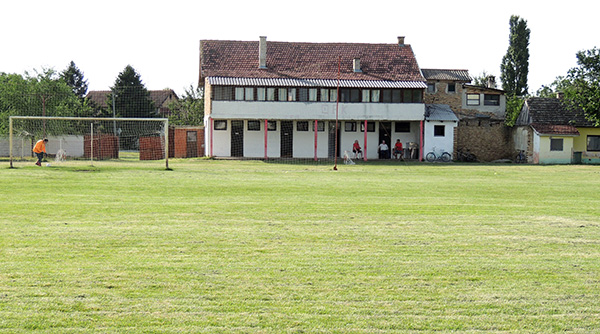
top-left (211, 101), bottom-right (425, 121)
top-left (423, 121), bottom-right (457, 159)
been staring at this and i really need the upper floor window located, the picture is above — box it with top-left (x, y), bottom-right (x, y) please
top-left (467, 93), bottom-right (480, 106)
top-left (484, 94), bottom-right (500, 106)
top-left (447, 83), bottom-right (456, 93)
top-left (427, 83), bottom-right (436, 93)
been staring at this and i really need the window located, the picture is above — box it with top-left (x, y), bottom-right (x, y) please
top-left (235, 87), bottom-right (245, 101)
top-left (296, 121), bottom-right (308, 131)
top-left (298, 88), bottom-right (309, 102)
top-left (362, 89), bottom-right (370, 102)
top-left (361, 122), bottom-right (375, 132)
top-left (427, 83), bottom-right (436, 93)
top-left (587, 135), bottom-right (600, 151)
top-left (267, 88), bottom-right (276, 101)
top-left (320, 88), bottom-right (329, 102)
top-left (278, 88), bottom-right (287, 101)
top-left (244, 87), bottom-right (254, 101)
top-left (329, 89), bottom-right (338, 102)
top-left (467, 93), bottom-right (480, 106)
top-left (214, 120), bottom-right (227, 130)
top-left (382, 89), bottom-right (392, 103)
top-left (447, 83), bottom-right (456, 93)
top-left (213, 86), bottom-right (234, 100)
top-left (247, 120), bottom-right (261, 131)
top-left (393, 90), bottom-right (403, 103)
top-left (309, 88), bottom-right (318, 101)
top-left (345, 122), bottom-right (357, 132)
top-left (434, 125), bottom-right (445, 137)
top-left (257, 87), bottom-right (266, 101)
top-left (395, 122), bottom-right (410, 133)
top-left (371, 90), bottom-right (380, 102)
top-left (412, 90), bottom-right (422, 103)
top-left (288, 88), bottom-right (296, 101)
top-left (267, 120), bottom-right (277, 131)
top-left (550, 138), bottom-right (563, 151)
top-left (312, 121), bottom-right (325, 132)
top-left (484, 94), bottom-right (500, 106)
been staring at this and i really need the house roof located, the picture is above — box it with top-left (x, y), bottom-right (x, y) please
top-left (425, 104), bottom-right (459, 122)
top-left (421, 69), bottom-right (471, 82)
top-left (199, 39), bottom-right (426, 85)
top-left (85, 89), bottom-right (178, 108)
top-left (516, 97), bottom-right (594, 127)
top-left (530, 123), bottom-right (580, 136)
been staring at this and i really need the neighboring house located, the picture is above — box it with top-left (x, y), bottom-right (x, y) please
top-left (422, 70), bottom-right (510, 161)
top-left (85, 89), bottom-right (178, 117)
top-left (514, 97), bottom-right (600, 164)
top-left (423, 104), bottom-right (459, 156)
top-left (199, 36), bottom-right (458, 160)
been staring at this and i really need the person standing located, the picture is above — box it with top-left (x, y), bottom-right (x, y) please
top-left (33, 138), bottom-right (48, 166)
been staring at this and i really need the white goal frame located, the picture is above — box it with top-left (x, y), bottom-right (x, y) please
top-left (9, 116), bottom-right (169, 169)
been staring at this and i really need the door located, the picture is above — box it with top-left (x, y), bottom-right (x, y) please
top-left (186, 131), bottom-right (198, 158)
top-left (379, 121), bottom-right (392, 147)
top-left (280, 121), bottom-right (293, 158)
top-left (328, 121), bottom-right (340, 158)
top-left (231, 120), bottom-right (244, 157)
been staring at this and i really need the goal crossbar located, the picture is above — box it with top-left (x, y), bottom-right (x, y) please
top-left (9, 116), bottom-right (169, 169)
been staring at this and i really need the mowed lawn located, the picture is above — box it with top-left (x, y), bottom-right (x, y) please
top-left (1, 159), bottom-right (599, 333)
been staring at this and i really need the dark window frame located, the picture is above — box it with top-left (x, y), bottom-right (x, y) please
top-left (247, 120), bottom-right (261, 131)
top-left (434, 125), bottom-right (445, 137)
top-left (296, 121), bottom-right (309, 131)
top-left (214, 120), bottom-right (227, 130)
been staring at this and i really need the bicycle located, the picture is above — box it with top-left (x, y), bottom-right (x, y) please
top-left (426, 147), bottom-right (452, 162)
top-left (515, 150), bottom-right (526, 163)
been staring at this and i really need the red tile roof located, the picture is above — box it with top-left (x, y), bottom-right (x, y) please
top-left (530, 123), bottom-right (580, 136)
top-left (199, 39), bottom-right (425, 84)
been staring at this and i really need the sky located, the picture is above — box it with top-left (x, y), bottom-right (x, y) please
top-left (1, 0), bottom-right (597, 96)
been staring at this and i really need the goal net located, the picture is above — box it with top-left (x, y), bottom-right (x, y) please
top-left (8, 116), bottom-right (169, 168)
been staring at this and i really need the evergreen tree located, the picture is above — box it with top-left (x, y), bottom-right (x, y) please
top-left (60, 61), bottom-right (88, 99)
top-left (500, 15), bottom-right (530, 96)
top-left (108, 65), bottom-right (155, 118)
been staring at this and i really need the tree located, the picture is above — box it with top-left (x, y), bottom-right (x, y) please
top-left (500, 15), bottom-right (530, 96)
top-left (167, 85), bottom-right (204, 126)
top-left (108, 65), bottom-right (155, 118)
top-left (60, 61), bottom-right (88, 100)
top-left (471, 71), bottom-right (494, 87)
top-left (561, 47), bottom-right (600, 125)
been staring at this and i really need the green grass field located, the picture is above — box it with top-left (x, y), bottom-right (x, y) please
top-left (1, 159), bottom-right (599, 333)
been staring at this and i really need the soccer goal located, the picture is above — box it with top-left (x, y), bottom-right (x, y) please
top-left (8, 116), bottom-right (169, 169)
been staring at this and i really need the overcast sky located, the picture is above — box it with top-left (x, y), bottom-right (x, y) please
top-left (1, 0), bottom-right (596, 96)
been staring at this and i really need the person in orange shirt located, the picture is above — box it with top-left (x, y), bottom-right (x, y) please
top-left (33, 138), bottom-right (48, 166)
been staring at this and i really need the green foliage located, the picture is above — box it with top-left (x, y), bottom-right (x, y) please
top-left (0, 69), bottom-right (89, 135)
top-left (561, 47), bottom-right (600, 125)
top-left (108, 65), bottom-right (155, 118)
top-left (1, 161), bottom-right (599, 331)
top-left (167, 85), bottom-right (204, 126)
top-left (471, 71), bottom-right (494, 87)
top-left (60, 61), bottom-right (89, 99)
top-left (500, 15), bottom-right (530, 96)
top-left (504, 95), bottom-right (525, 126)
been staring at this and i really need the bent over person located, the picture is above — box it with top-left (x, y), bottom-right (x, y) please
top-left (33, 138), bottom-right (48, 166)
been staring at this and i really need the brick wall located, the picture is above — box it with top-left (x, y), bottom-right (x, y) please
top-left (140, 137), bottom-right (164, 160)
top-left (423, 81), bottom-right (463, 111)
top-left (454, 118), bottom-right (513, 162)
top-left (172, 127), bottom-right (205, 158)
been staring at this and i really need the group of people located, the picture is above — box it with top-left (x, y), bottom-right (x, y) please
top-left (351, 139), bottom-right (405, 160)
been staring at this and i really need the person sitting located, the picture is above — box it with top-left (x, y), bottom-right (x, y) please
top-left (378, 140), bottom-right (389, 159)
top-left (392, 139), bottom-right (404, 160)
top-left (352, 140), bottom-right (362, 159)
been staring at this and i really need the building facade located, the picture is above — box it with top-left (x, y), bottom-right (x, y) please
top-left (200, 37), bottom-right (454, 160)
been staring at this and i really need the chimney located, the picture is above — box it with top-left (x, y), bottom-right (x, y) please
top-left (259, 36), bottom-right (267, 69)
top-left (353, 58), bottom-right (362, 73)
top-left (487, 75), bottom-right (497, 89)
top-left (556, 91), bottom-right (564, 99)
top-left (397, 36), bottom-right (405, 46)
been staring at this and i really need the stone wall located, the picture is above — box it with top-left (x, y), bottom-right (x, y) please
top-left (423, 81), bottom-right (463, 111)
top-left (454, 118), bottom-right (513, 162)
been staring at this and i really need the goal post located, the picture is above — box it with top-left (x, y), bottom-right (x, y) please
top-left (9, 116), bottom-right (169, 169)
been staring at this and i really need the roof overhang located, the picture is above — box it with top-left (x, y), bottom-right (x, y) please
top-left (531, 123), bottom-right (580, 136)
top-left (207, 76), bottom-right (427, 89)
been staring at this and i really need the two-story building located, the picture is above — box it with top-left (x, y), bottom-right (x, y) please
top-left (200, 36), bottom-right (445, 160)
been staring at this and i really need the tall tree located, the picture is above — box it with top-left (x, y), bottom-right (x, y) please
top-left (108, 65), bottom-right (155, 118)
top-left (500, 15), bottom-right (530, 96)
top-left (561, 47), bottom-right (600, 125)
top-left (167, 85), bottom-right (204, 126)
top-left (60, 61), bottom-right (89, 99)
